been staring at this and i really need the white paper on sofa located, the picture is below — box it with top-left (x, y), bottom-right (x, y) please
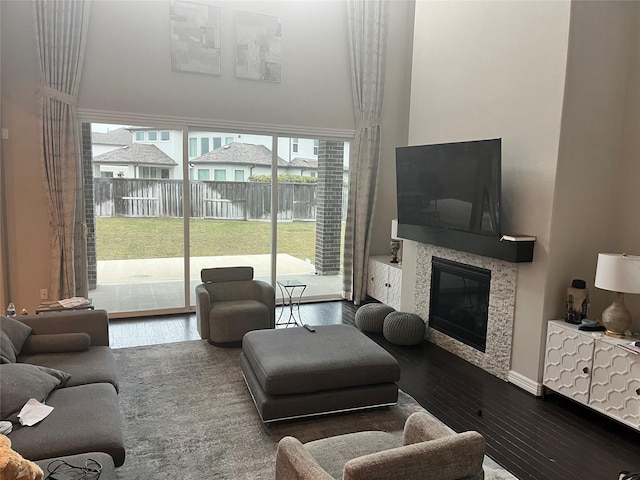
top-left (17, 398), bottom-right (54, 426)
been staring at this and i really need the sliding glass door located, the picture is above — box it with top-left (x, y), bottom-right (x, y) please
top-left (85, 122), bottom-right (349, 317)
top-left (187, 130), bottom-right (275, 305)
top-left (88, 123), bottom-right (187, 315)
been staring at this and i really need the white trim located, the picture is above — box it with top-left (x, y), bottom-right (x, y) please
top-left (77, 108), bottom-right (355, 140)
top-left (508, 370), bottom-right (544, 396)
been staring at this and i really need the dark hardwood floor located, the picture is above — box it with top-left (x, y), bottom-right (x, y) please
top-left (110, 300), bottom-right (640, 480)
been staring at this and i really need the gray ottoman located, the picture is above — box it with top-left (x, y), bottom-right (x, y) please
top-left (355, 303), bottom-right (395, 333)
top-left (383, 312), bottom-right (426, 346)
top-left (241, 324), bottom-right (401, 422)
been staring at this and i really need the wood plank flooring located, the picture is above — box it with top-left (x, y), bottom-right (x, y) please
top-left (110, 300), bottom-right (640, 479)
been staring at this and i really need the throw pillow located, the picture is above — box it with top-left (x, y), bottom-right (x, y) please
top-left (21, 333), bottom-right (91, 355)
top-left (0, 316), bottom-right (32, 363)
top-left (0, 364), bottom-right (71, 422)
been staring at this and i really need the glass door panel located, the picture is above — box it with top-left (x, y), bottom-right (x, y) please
top-left (275, 137), bottom-right (349, 305)
top-left (88, 123), bottom-right (187, 315)
top-left (188, 130), bottom-right (274, 306)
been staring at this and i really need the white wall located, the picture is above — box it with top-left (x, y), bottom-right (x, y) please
top-left (546, 1), bottom-right (638, 344)
top-left (79, 1), bottom-right (353, 129)
top-left (405, 0), bottom-right (572, 383)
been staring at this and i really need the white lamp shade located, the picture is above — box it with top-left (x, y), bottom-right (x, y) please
top-left (594, 253), bottom-right (640, 294)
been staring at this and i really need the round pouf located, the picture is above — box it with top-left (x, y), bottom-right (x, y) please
top-left (355, 303), bottom-right (395, 333)
top-left (383, 312), bottom-right (426, 346)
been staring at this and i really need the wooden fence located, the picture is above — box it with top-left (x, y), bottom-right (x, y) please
top-left (94, 178), bottom-right (347, 221)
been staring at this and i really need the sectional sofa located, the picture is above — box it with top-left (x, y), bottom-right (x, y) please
top-left (0, 309), bottom-right (125, 471)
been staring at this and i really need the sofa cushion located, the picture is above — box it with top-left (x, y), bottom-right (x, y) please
top-left (18, 346), bottom-right (119, 392)
top-left (0, 363), bottom-right (70, 422)
top-left (21, 333), bottom-right (91, 355)
top-left (7, 383), bottom-right (126, 467)
top-left (0, 315), bottom-right (32, 363)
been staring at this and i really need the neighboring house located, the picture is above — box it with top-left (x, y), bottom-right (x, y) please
top-left (92, 143), bottom-right (178, 179)
top-left (130, 128), bottom-right (185, 179)
top-left (188, 142), bottom-right (288, 181)
top-left (92, 127), bottom-right (346, 181)
top-left (91, 128), bottom-right (132, 157)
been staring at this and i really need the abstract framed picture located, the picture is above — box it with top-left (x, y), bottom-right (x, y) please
top-left (235, 11), bottom-right (282, 83)
top-left (170, 0), bottom-right (221, 76)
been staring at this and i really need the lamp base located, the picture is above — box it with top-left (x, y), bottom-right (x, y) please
top-left (605, 329), bottom-right (627, 339)
top-left (601, 292), bottom-right (631, 338)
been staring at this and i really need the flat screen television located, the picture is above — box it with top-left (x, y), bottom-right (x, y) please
top-left (396, 138), bottom-right (501, 237)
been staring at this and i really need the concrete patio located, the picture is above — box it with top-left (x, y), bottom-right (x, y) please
top-left (90, 253), bottom-right (343, 317)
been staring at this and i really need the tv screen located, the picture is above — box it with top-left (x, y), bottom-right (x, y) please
top-left (396, 138), bottom-right (501, 237)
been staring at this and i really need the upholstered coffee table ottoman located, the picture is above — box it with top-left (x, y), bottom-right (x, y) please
top-left (240, 324), bottom-right (401, 422)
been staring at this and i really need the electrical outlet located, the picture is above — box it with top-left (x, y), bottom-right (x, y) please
top-left (40, 289), bottom-right (49, 300)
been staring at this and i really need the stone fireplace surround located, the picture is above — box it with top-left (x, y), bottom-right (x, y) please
top-left (415, 243), bottom-right (517, 380)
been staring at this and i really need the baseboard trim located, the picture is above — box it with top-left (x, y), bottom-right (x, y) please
top-left (508, 370), bottom-right (544, 396)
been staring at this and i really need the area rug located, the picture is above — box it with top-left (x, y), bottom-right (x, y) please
top-left (113, 340), bottom-right (516, 479)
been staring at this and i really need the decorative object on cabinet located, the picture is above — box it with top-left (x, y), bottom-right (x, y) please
top-left (543, 320), bottom-right (640, 431)
top-left (594, 253), bottom-right (640, 338)
top-left (390, 218), bottom-right (402, 264)
top-left (565, 278), bottom-right (589, 324)
top-left (390, 241), bottom-right (400, 264)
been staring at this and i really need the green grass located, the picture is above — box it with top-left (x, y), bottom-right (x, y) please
top-left (95, 217), bottom-right (320, 261)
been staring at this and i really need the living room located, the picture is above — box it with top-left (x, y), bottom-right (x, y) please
top-left (1, 0), bottom-right (639, 477)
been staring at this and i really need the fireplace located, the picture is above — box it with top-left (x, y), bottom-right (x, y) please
top-left (430, 257), bottom-right (490, 352)
top-left (415, 243), bottom-right (517, 380)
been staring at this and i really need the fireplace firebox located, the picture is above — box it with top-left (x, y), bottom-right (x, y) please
top-left (429, 257), bottom-right (490, 352)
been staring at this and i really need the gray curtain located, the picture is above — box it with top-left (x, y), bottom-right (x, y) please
top-left (35, 0), bottom-right (91, 299)
top-left (342, 0), bottom-right (389, 304)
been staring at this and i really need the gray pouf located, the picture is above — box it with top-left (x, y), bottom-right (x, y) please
top-left (355, 303), bottom-right (395, 333)
top-left (383, 312), bottom-right (426, 346)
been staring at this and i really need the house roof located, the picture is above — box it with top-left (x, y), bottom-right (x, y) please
top-left (289, 157), bottom-right (318, 169)
top-left (91, 128), bottom-right (132, 146)
top-left (93, 144), bottom-right (178, 166)
top-left (190, 142), bottom-right (288, 167)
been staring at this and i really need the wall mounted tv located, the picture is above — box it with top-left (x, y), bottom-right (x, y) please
top-left (396, 138), bottom-right (501, 238)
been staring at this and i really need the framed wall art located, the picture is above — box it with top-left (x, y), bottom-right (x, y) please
top-left (170, 0), bottom-right (221, 76)
top-left (235, 11), bottom-right (282, 83)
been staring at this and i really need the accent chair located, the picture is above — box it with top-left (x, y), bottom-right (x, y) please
top-left (195, 266), bottom-right (275, 347)
top-left (275, 411), bottom-right (486, 480)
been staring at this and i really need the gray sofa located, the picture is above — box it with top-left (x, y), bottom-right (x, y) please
top-left (0, 310), bottom-right (125, 468)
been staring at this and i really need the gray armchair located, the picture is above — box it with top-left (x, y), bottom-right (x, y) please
top-left (195, 266), bottom-right (275, 347)
top-left (275, 412), bottom-right (485, 480)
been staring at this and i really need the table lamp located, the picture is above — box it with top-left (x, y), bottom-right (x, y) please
top-left (594, 253), bottom-right (640, 338)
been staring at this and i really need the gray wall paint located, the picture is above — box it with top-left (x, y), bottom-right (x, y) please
top-left (405, 0), bottom-right (639, 385)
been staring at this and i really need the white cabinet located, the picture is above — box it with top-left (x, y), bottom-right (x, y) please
top-left (367, 256), bottom-right (402, 310)
top-left (543, 320), bottom-right (640, 431)
top-left (543, 322), bottom-right (595, 405)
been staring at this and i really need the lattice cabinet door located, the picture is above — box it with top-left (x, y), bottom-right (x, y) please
top-left (367, 258), bottom-right (389, 304)
top-left (543, 321), bottom-right (595, 405)
top-left (386, 265), bottom-right (402, 311)
top-left (589, 339), bottom-right (640, 429)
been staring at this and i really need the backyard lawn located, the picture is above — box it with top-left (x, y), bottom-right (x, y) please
top-left (96, 217), bottom-right (320, 261)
